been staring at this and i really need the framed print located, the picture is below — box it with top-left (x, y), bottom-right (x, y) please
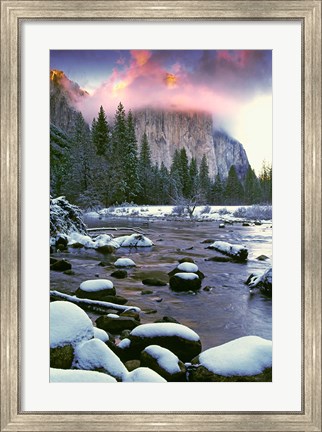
top-left (1, 1), bottom-right (321, 431)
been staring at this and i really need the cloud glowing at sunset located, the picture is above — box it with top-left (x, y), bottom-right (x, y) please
top-left (50, 49), bottom-right (272, 172)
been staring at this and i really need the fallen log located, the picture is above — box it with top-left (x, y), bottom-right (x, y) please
top-left (87, 227), bottom-right (145, 234)
top-left (50, 290), bottom-right (140, 313)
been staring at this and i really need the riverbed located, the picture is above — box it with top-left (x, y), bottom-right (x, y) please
top-left (50, 216), bottom-right (272, 350)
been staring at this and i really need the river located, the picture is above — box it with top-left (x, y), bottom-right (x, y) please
top-left (50, 215), bottom-right (272, 351)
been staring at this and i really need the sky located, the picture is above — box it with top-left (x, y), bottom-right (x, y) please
top-left (50, 50), bottom-right (272, 174)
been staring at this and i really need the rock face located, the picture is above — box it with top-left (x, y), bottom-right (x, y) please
top-left (213, 130), bottom-right (250, 180)
top-left (134, 108), bottom-right (218, 177)
top-left (50, 69), bottom-right (88, 136)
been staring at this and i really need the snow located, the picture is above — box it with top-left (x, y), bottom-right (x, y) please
top-left (177, 262), bottom-right (199, 273)
top-left (93, 327), bottom-right (109, 342)
top-left (79, 279), bottom-right (114, 293)
top-left (107, 313), bottom-right (119, 319)
top-left (114, 233), bottom-right (154, 247)
top-left (50, 290), bottom-right (141, 313)
top-left (50, 301), bottom-right (94, 348)
top-left (130, 323), bottom-right (200, 342)
top-left (123, 367), bottom-right (167, 382)
top-left (118, 338), bottom-right (131, 349)
top-left (87, 205), bottom-right (272, 223)
top-left (50, 368), bottom-right (117, 383)
top-left (68, 232), bottom-right (120, 250)
top-left (197, 336), bottom-right (272, 377)
top-left (143, 345), bottom-right (181, 374)
top-left (209, 241), bottom-right (248, 257)
top-left (174, 272), bottom-right (199, 281)
top-left (114, 257), bottom-right (136, 267)
top-left (248, 267), bottom-right (272, 288)
top-left (72, 338), bottom-right (128, 380)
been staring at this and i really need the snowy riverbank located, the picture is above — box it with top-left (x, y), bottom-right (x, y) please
top-left (86, 204), bottom-right (272, 224)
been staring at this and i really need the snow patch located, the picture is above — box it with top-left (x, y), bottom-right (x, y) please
top-left (118, 338), bottom-right (131, 349)
top-left (174, 272), bottom-right (199, 281)
top-left (197, 335), bottom-right (272, 377)
top-left (72, 338), bottom-right (128, 380)
top-left (114, 233), bottom-right (154, 247)
top-left (93, 327), bottom-right (109, 342)
top-left (123, 367), bottom-right (167, 382)
top-left (131, 323), bottom-right (200, 342)
top-left (114, 258), bottom-right (136, 267)
top-left (177, 262), bottom-right (199, 273)
top-left (144, 345), bottom-right (181, 374)
top-left (50, 368), bottom-right (117, 383)
top-left (50, 301), bottom-right (94, 348)
top-left (79, 279), bottom-right (114, 293)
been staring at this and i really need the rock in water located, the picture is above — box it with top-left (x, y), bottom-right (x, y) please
top-left (75, 279), bottom-right (116, 300)
top-left (169, 273), bottom-right (201, 292)
top-left (50, 259), bottom-right (72, 271)
top-left (127, 322), bottom-right (202, 362)
top-left (189, 336), bottom-right (272, 382)
top-left (141, 345), bottom-right (186, 381)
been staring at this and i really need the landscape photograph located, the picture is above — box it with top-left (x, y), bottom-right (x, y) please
top-left (49, 49), bottom-right (272, 383)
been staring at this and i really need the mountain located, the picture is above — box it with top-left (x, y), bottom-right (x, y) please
top-left (49, 70), bottom-right (250, 180)
top-left (213, 130), bottom-right (250, 180)
top-left (134, 108), bottom-right (218, 177)
top-left (134, 108), bottom-right (249, 180)
top-left (50, 70), bottom-right (88, 136)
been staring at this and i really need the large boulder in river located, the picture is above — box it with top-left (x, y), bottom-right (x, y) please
top-left (140, 345), bottom-right (186, 382)
top-left (126, 323), bottom-right (202, 362)
top-left (50, 368), bottom-right (117, 383)
top-left (72, 338), bottom-right (128, 381)
top-left (168, 262), bottom-right (205, 280)
top-left (50, 301), bottom-right (94, 368)
top-left (169, 273), bottom-right (201, 292)
top-left (75, 279), bottom-right (116, 300)
top-left (189, 336), bottom-right (272, 382)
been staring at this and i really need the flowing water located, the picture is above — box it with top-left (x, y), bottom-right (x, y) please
top-left (51, 216), bottom-right (272, 350)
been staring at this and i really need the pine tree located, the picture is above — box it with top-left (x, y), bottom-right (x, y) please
top-left (67, 112), bottom-right (95, 202)
top-left (187, 157), bottom-right (199, 198)
top-left (225, 165), bottom-right (244, 205)
top-left (123, 110), bottom-right (140, 202)
top-left (92, 106), bottom-right (110, 157)
top-left (212, 173), bottom-right (224, 205)
top-left (199, 155), bottom-right (212, 203)
top-left (244, 165), bottom-right (261, 204)
top-left (158, 162), bottom-right (171, 203)
top-left (259, 161), bottom-right (272, 203)
top-left (111, 102), bottom-right (128, 203)
top-left (179, 148), bottom-right (190, 198)
top-left (170, 149), bottom-right (183, 199)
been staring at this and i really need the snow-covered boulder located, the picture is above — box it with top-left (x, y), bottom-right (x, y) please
top-left (207, 241), bottom-right (248, 262)
top-left (50, 368), bottom-right (117, 383)
top-left (114, 257), bottom-right (136, 268)
top-left (75, 279), bottom-right (116, 300)
top-left (140, 345), bottom-right (186, 381)
top-left (122, 367), bottom-right (166, 382)
top-left (168, 261), bottom-right (205, 280)
top-left (72, 338), bottom-right (128, 381)
top-left (127, 323), bottom-right (202, 362)
top-left (246, 267), bottom-right (272, 297)
top-left (68, 232), bottom-right (119, 252)
top-left (114, 234), bottom-right (154, 248)
top-left (189, 336), bottom-right (272, 382)
top-left (169, 272), bottom-right (201, 292)
top-left (50, 301), bottom-right (94, 369)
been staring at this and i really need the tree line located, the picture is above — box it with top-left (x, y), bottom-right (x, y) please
top-left (50, 103), bottom-right (272, 210)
